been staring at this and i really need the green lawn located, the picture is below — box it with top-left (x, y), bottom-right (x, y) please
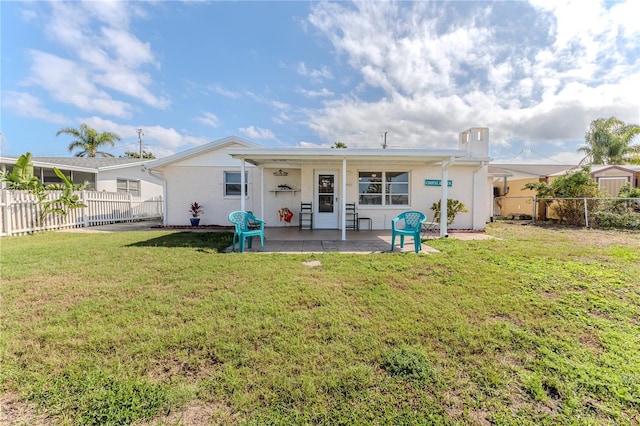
top-left (1, 224), bottom-right (639, 425)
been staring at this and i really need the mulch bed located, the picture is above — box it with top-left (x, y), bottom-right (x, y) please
top-left (151, 225), bottom-right (234, 230)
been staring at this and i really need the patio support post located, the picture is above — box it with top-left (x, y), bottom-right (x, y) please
top-left (440, 158), bottom-right (452, 237)
top-left (260, 166), bottom-right (264, 219)
top-left (240, 158), bottom-right (246, 212)
top-left (341, 158), bottom-right (347, 241)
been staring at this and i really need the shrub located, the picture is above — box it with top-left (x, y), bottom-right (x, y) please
top-left (430, 199), bottom-right (468, 225)
top-left (523, 166), bottom-right (601, 225)
top-left (592, 211), bottom-right (640, 230)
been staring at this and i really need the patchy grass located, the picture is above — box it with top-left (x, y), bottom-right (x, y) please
top-left (1, 223), bottom-right (639, 425)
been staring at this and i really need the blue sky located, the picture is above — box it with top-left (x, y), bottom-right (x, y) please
top-left (2, 1), bottom-right (639, 163)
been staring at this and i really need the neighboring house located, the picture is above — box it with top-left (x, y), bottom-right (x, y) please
top-left (489, 164), bottom-right (576, 219)
top-left (589, 165), bottom-right (640, 196)
top-left (145, 128), bottom-right (493, 239)
top-left (0, 156), bottom-right (164, 200)
top-left (490, 163), bottom-right (640, 220)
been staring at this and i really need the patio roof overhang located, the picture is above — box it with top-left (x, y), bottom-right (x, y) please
top-left (227, 147), bottom-right (481, 167)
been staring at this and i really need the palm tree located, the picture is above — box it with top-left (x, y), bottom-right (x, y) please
top-left (56, 124), bottom-right (121, 158)
top-left (578, 117), bottom-right (640, 165)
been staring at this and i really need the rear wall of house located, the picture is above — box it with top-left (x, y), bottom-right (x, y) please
top-left (160, 154), bottom-right (490, 230)
top-left (160, 144), bottom-right (262, 227)
top-left (294, 162), bottom-right (488, 230)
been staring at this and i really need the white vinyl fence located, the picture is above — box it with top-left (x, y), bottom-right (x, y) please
top-left (0, 190), bottom-right (163, 236)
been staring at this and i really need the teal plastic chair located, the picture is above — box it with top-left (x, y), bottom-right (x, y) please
top-left (228, 211), bottom-right (265, 252)
top-left (391, 211), bottom-right (426, 253)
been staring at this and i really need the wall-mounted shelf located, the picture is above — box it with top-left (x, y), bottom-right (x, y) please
top-left (270, 189), bottom-right (300, 196)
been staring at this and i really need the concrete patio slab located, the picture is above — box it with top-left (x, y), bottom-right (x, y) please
top-left (61, 221), bottom-right (493, 254)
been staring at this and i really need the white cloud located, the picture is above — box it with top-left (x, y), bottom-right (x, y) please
top-left (2, 91), bottom-right (67, 123)
top-left (305, 1), bottom-right (640, 154)
top-left (22, 1), bottom-right (169, 117)
top-left (207, 84), bottom-right (242, 99)
top-left (273, 111), bottom-right (292, 125)
top-left (27, 51), bottom-right (132, 118)
top-left (244, 91), bottom-right (291, 111)
top-left (297, 88), bottom-right (335, 98)
top-left (82, 117), bottom-right (209, 155)
top-left (297, 141), bottom-right (328, 148)
top-left (195, 112), bottom-right (220, 128)
top-left (297, 62), bottom-right (334, 82)
top-left (239, 126), bottom-right (276, 140)
top-left (491, 148), bottom-right (583, 165)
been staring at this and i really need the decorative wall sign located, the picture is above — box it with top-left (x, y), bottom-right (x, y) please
top-left (424, 179), bottom-right (453, 187)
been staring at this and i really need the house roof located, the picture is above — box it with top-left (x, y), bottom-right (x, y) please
top-left (145, 135), bottom-right (490, 170)
top-left (489, 164), bottom-right (576, 177)
top-left (590, 164), bottom-right (640, 173)
top-left (0, 156), bottom-right (152, 173)
top-left (146, 136), bottom-right (260, 169)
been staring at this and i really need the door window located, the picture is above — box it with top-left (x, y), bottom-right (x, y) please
top-left (318, 174), bottom-right (335, 213)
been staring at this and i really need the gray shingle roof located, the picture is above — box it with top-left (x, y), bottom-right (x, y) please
top-left (489, 164), bottom-right (576, 177)
top-left (32, 157), bottom-right (150, 169)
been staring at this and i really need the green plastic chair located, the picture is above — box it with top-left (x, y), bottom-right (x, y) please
top-left (228, 211), bottom-right (265, 252)
top-left (391, 211), bottom-right (426, 253)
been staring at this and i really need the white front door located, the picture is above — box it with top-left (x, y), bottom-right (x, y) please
top-left (315, 171), bottom-right (339, 229)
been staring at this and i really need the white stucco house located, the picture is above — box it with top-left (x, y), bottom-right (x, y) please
top-left (146, 127), bottom-right (493, 239)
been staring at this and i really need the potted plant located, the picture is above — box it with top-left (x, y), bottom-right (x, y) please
top-left (189, 202), bottom-right (203, 226)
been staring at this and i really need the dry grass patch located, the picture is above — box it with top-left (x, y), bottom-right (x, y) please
top-left (144, 400), bottom-right (241, 426)
top-left (0, 392), bottom-right (56, 426)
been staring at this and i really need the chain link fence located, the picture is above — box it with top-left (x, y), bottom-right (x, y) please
top-left (494, 196), bottom-right (640, 229)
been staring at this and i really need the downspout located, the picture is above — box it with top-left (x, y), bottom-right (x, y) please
top-left (145, 167), bottom-right (168, 226)
top-left (472, 161), bottom-right (486, 230)
top-left (341, 158), bottom-right (347, 241)
top-left (440, 157), bottom-right (453, 238)
top-left (240, 158), bottom-right (246, 212)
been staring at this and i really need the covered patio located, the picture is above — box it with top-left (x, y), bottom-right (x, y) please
top-left (228, 147), bottom-right (486, 241)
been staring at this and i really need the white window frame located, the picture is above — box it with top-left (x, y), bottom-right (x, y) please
top-left (358, 171), bottom-right (409, 206)
top-left (224, 171), bottom-right (249, 197)
top-left (116, 178), bottom-right (141, 198)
